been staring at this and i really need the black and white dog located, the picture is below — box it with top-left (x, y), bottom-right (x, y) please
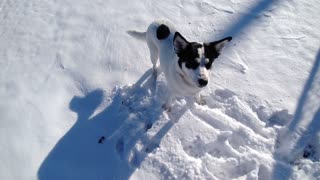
top-left (128, 19), bottom-right (232, 110)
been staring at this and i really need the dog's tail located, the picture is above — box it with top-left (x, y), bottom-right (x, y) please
top-left (127, 30), bottom-right (147, 41)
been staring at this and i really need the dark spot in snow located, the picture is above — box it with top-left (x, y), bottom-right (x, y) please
top-left (98, 136), bottom-right (105, 144)
top-left (145, 123), bottom-right (152, 131)
top-left (303, 145), bottom-right (315, 159)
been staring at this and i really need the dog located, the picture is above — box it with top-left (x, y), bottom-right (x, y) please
top-left (128, 19), bottom-right (232, 110)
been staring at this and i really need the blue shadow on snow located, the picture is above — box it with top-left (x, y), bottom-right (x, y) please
top-left (272, 49), bottom-right (320, 179)
top-left (37, 69), bottom-right (187, 180)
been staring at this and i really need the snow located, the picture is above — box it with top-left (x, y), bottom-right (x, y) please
top-left (0, 0), bottom-right (319, 179)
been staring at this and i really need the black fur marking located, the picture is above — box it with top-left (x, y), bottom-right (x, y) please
top-left (204, 43), bottom-right (219, 59)
top-left (204, 60), bottom-right (213, 69)
top-left (174, 32), bottom-right (189, 53)
top-left (223, 36), bottom-right (232, 42)
top-left (157, 24), bottom-right (170, 40)
top-left (203, 43), bottom-right (219, 69)
top-left (176, 36), bottom-right (232, 70)
top-left (203, 36), bottom-right (232, 69)
top-left (177, 42), bottom-right (203, 70)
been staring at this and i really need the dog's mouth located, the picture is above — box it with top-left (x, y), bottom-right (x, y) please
top-left (198, 85), bottom-right (207, 88)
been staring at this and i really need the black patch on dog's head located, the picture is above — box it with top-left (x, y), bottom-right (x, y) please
top-left (203, 44), bottom-right (218, 69)
top-left (203, 36), bottom-right (233, 69)
top-left (174, 32), bottom-right (232, 70)
top-left (157, 24), bottom-right (170, 40)
top-left (174, 32), bottom-right (202, 69)
top-left (178, 42), bottom-right (203, 69)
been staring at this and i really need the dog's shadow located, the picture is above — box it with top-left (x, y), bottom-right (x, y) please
top-left (38, 69), bottom-right (187, 180)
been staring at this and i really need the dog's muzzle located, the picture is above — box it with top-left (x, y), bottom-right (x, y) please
top-left (198, 79), bottom-right (208, 87)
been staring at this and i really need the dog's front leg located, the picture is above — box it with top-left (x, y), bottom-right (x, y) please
top-left (152, 66), bottom-right (159, 79)
top-left (195, 93), bottom-right (206, 105)
top-left (162, 95), bottom-right (173, 112)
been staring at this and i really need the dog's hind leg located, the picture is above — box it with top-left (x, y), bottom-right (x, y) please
top-left (147, 39), bottom-right (159, 78)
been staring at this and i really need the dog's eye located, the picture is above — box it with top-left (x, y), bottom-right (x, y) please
top-left (205, 62), bottom-right (213, 69)
top-left (186, 60), bottom-right (200, 69)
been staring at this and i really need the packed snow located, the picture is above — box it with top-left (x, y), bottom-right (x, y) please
top-left (0, 0), bottom-right (319, 179)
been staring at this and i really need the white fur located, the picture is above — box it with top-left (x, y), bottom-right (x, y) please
top-left (129, 19), bottom-right (209, 110)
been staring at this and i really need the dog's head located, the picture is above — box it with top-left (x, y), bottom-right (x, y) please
top-left (173, 32), bottom-right (232, 88)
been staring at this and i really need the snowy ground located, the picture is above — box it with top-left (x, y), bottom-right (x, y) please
top-left (0, 0), bottom-right (319, 179)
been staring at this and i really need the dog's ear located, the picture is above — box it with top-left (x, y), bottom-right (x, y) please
top-left (211, 36), bottom-right (232, 53)
top-left (173, 32), bottom-right (189, 54)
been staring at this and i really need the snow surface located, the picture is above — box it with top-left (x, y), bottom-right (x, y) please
top-left (0, 0), bottom-right (319, 179)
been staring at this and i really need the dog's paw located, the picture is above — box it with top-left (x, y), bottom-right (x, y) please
top-left (162, 96), bottom-right (173, 112)
top-left (196, 99), bottom-right (206, 105)
top-left (195, 94), bottom-right (206, 105)
top-left (162, 104), bottom-right (172, 112)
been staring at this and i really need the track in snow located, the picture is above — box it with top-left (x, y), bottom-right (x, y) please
top-left (38, 68), bottom-right (296, 179)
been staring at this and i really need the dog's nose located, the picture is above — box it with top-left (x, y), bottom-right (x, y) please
top-left (198, 79), bottom-right (208, 87)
